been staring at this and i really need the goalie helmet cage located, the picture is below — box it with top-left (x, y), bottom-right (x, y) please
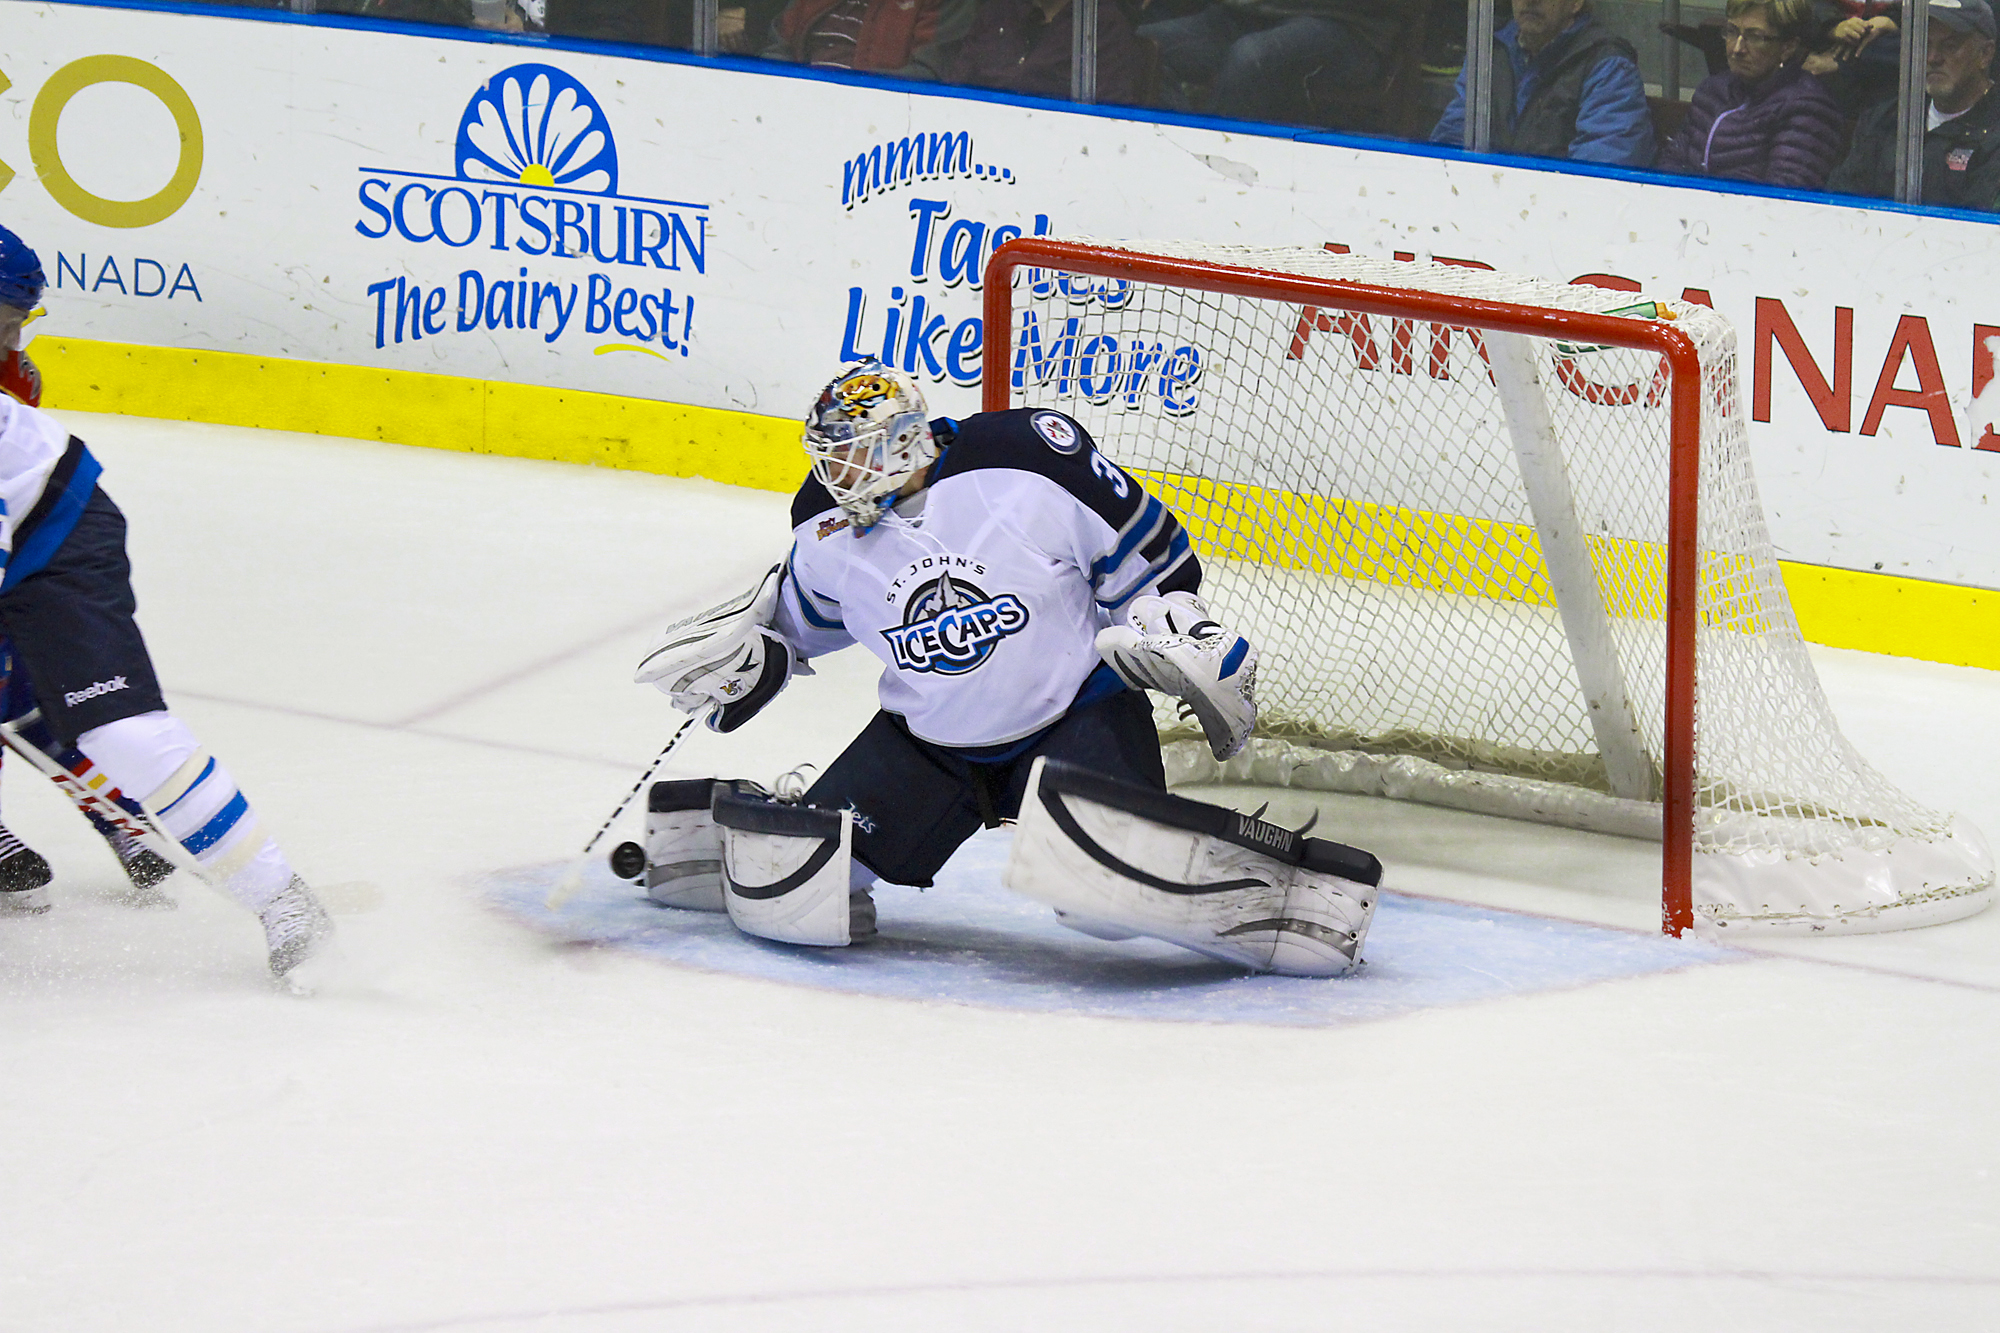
top-left (980, 236), bottom-right (1993, 938)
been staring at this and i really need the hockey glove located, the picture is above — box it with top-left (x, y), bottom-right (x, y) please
top-left (635, 564), bottom-right (806, 733)
top-left (1096, 591), bottom-right (1258, 760)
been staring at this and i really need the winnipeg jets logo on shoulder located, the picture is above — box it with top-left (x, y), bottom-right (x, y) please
top-left (1030, 411), bottom-right (1082, 455)
top-left (880, 559), bottom-right (1030, 675)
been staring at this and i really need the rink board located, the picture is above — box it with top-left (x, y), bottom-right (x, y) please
top-left (481, 829), bottom-right (1742, 1026)
top-left (8, 1), bottom-right (2000, 604)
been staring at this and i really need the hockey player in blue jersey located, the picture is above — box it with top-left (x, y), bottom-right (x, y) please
top-left (633, 362), bottom-right (1380, 976)
top-left (0, 224), bottom-right (181, 905)
top-left (0, 224), bottom-right (332, 982)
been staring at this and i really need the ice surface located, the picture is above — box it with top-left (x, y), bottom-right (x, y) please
top-left (485, 832), bottom-right (1741, 1026)
top-left (2, 414), bottom-right (1998, 1331)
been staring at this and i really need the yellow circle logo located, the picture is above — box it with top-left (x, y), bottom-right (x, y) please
top-left (29, 56), bottom-right (203, 229)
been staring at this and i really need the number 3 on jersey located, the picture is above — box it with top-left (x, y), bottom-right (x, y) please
top-left (1089, 451), bottom-right (1130, 498)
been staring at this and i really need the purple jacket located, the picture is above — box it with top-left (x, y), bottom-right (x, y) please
top-left (1659, 64), bottom-right (1846, 189)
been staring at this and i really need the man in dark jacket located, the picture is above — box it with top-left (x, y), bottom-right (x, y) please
top-left (1430, 0), bottom-right (1655, 166)
top-left (766, 0), bottom-right (975, 78)
top-left (1828, 0), bottom-right (2000, 207)
top-left (1137, 0), bottom-right (1400, 125)
top-left (950, 0), bottom-right (1149, 103)
top-left (1659, 0), bottom-right (1847, 188)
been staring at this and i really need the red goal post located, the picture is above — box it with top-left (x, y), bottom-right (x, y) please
top-left (980, 236), bottom-right (1714, 938)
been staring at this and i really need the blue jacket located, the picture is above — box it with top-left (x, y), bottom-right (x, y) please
top-left (1431, 16), bottom-right (1656, 168)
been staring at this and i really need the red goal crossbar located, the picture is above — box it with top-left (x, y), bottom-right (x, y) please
top-left (981, 237), bottom-right (1706, 936)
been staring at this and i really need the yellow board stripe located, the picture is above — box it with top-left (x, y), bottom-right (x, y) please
top-left (1142, 466), bottom-right (1999, 668)
top-left (34, 336), bottom-right (810, 494)
top-left (1138, 469), bottom-right (1783, 630)
top-left (31, 336), bottom-right (2000, 671)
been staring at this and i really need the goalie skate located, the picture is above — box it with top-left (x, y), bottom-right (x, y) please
top-left (1005, 759), bottom-right (1380, 976)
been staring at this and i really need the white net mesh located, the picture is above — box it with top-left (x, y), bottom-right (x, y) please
top-left (999, 238), bottom-right (1992, 934)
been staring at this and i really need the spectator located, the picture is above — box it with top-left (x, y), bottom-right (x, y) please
top-left (1805, 1), bottom-right (1901, 113)
top-left (1135, 0), bottom-right (1400, 125)
top-left (766, 0), bottom-right (976, 80)
top-left (544, 0), bottom-right (687, 42)
top-left (1658, 0), bottom-right (1846, 189)
top-left (1430, 0), bottom-right (1655, 167)
top-left (321, 0), bottom-right (534, 30)
top-left (950, 0), bottom-right (1149, 103)
top-left (721, 0), bottom-right (791, 51)
top-left (1827, 0), bottom-right (2000, 207)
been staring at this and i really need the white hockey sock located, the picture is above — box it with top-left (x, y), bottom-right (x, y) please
top-left (76, 712), bottom-right (296, 913)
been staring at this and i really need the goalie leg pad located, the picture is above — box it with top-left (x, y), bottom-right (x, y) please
top-left (1004, 758), bottom-right (1381, 976)
top-left (713, 782), bottom-right (867, 947)
top-left (641, 778), bottom-right (727, 911)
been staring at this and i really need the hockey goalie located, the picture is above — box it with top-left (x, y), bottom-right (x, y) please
top-left (628, 362), bottom-right (1379, 977)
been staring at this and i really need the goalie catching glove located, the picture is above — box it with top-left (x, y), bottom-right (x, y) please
top-left (1096, 591), bottom-right (1257, 760)
top-left (634, 564), bottom-right (808, 733)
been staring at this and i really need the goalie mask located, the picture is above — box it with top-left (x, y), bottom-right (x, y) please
top-left (802, 361), bottom-right (937, 530)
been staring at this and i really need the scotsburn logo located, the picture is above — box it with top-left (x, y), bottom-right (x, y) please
top-left (455, 65), bottom-right (620, 193)
top-left (65, 676), bottom-right (130, 707)
top-left (354, 64), bottom-right (705, 358)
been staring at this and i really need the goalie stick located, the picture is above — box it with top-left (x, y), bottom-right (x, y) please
top-left (545, 709), bottom-right (707, 910)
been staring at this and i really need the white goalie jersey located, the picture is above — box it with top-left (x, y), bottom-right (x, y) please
top-left (773, 407), bottom-right (1200, 748)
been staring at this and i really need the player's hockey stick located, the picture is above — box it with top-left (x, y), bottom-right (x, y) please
top-left (0, 709), bottom-right (189, 873)
top-left (545, 709), bottom-right (707, 910)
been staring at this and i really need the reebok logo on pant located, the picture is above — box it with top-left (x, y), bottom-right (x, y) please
top-left (64, 676), bottom-right (129, 707)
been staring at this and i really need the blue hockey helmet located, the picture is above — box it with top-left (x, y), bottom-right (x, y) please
top-left (0, 226), bottom-right (46, 312)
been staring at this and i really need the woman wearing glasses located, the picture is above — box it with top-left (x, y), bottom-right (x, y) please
top-left (1658, 0), bottom-right (1846, 189)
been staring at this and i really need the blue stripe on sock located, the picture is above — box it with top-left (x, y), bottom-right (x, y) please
top-left (182, 790), bottom-right (248, 857)
top-left (157, 757), bottom-right (217, 817)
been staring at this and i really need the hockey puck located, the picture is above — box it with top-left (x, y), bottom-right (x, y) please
top-left (608, 841), bottom-right (647, 881)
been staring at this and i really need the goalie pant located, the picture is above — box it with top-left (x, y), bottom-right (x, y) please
top-left (635, 682), bottom-right (1165, 902)
top-left (805, 681), bottom-right (1165, 889)
top-left (0, 401), bottom-right (309, 921)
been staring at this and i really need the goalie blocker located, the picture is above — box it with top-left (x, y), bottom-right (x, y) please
top-left (633, 565), bottom-right (808, 733)
top-left (1006, 758), bottom-right (1382, 976)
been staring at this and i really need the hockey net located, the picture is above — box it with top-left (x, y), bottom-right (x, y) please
top-left (981, 236), bottom-right (1992, 937)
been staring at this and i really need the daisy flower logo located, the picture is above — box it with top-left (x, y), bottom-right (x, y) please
top-left (454, 64), bottom-right (618, 195)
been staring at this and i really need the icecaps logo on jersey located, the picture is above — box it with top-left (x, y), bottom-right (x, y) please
top-left (354, 64), bottom-right (705, 357)
top-left (881, 568), bottom-right (1030, 675)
